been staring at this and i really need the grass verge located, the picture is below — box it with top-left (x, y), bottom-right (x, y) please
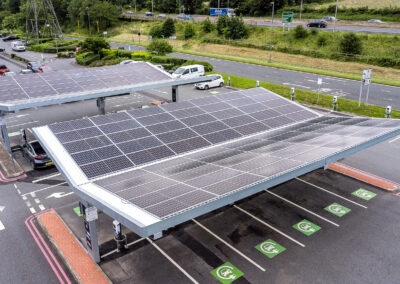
top-left (212, 71), bottom-right (400, 119)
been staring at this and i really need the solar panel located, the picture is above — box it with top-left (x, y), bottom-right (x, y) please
top-left (45, 88), bottom-right (318, 179)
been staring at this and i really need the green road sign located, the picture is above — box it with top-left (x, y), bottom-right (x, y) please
top-left (210, 262), bottom-right (244, 284)
top-left (255, 239), bottom-right (286, 258)
top-left (324, 203), bottom-right (351, 217)
top-left (282, 11), bottom-right (294, 23)
top-left (293, 219), bottom-right (321, 236)
top-left (352, 188), bottom-right (376, 201)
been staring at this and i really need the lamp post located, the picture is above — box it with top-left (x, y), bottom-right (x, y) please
top-left (86, 6), bottom-right (91, 36)
top-left (300, 0), bottom-right (303, 20)
top-left (269, 2), bottom-right (275, 63)
top-left (334, 0), bottom-right (339, 32)
top-left (152, 0), bottom-right (153, 14)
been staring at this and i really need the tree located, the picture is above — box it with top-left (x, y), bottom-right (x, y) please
top-left (2, 14), bottom-right (18, 30)
top-left (146, 39), bottom-right (173, 55)
top-left (162, 18), bottom-right (175, 37)
top-left (201, 17), bottom-right (214, 33)
top-left (82, 37), bottom-right (110, 54)
top-left (149, 24), bottom-right (164, 38)
top-left (225, 16), bottom-right (248, 40)
top-left (89, 1), bottom-right (120, 30)
top-left (340, 33), bottom-right (363, 55)
top-left (184, 22), bottom-right (196, 39)
top-left (216, 14), bottom-right (228, 35)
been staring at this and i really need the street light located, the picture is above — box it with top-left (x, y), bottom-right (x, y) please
top-left (269, 2), bottom-right (275, 63)
top-left (152, 0), bottom-right (154, 14)
top-left (334, 0), bottom-right (339, 32)
top-left (300, 0), bottom-right (303, 20)
top-left (86, 6), bottom-right (91, 36)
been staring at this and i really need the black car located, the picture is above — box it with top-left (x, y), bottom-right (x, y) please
top-left (307, 20), bottom-right (328, 28)
top-left (21, 140), bottom-right (53, 169)
top-left (0, 47), bottom-right (5, 52)
top-left (2, 35), bottom-right (20, 41)
top-left (27, 61), bottom-right (42, 73)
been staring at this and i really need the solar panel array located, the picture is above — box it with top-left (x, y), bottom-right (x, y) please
top-left (48, 88), bottom-right (318, 179)
top-left (0, 62), bottom-right (170, 102)
top-left (94, 116), bottom-right (400, 219)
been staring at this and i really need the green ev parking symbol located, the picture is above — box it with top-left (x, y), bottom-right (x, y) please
top-left (210, 262), bottom-right (244, 284)
top-left (325, 203), bottom-right (351, 217)
top-left (352, 188), bottom-right (376, 200)
top-left (293, 219), bottom-right (321, 236)
top-left (255, 239), bottom-right (286, 258)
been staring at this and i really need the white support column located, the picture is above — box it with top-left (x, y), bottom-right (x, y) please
top-left (172, 86), bottom-right (178, 103)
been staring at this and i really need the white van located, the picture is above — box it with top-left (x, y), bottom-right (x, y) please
top-left (172, 64), bottom-right (205, 79)
top-left (11, 41), bottom-right (26, 52)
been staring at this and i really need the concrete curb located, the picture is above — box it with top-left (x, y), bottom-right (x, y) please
top-left (329, 162), bottom-right (399, 192)
top-left (0, 53), bottom-right (26, 68)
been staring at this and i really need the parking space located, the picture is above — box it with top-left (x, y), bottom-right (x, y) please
top-left (24, 166), bottom-right (397, 284)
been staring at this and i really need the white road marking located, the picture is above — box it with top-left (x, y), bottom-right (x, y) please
top-left (282, 83), bottom-right (311, 89)
top-left (32, 173), bottom-right (61, 183)
top-left (296, 178), bottom-right (367, 209)
top-left (45, 192), bottom-right (74, 199)
top-left (192, 219), bottom-right (266, 271)
top-left (29, 207), bottom-right (36, 214)
top-left (17, 189), bottom-right (21, 194)
top-left (26, 201), bottom-right (31, 207)
top-left (39, 204), bottom-right (46, 211)
top-left (234, 205), bottom-right (305, 247)
top-left (22, 182), bottom-right (67, 196)
top-left (0, 220), bottom-right (4, 231)
top-left (34, 198), bottom-right (40, 204)
top-left (13, 184), bottom-right (17, 189)
top-left (265, 190), bottom-right (340, 227)
top-left (147, 237), bottom-right (199, 284)
top-left (31, 192), bottom-right (36, 198)
top-left (27, 128), bottom-right (33, 134)
top-left (22, 196), bottom-right (27, 200)
top-left (389, 136), bottom-right (400, 143)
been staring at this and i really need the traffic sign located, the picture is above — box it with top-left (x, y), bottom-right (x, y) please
top-left (324, 203), bottom-right (351, 217)
top-left (293, 219), bottom-right (321, 236)
top-left (282, 11), bottom-right (294, 23)
top-left (210, 262), bottom-right (244, 284)
top-left (255, 239), bottom-right (286, 258)
top-left (352, 188), bottom-right (376, 201)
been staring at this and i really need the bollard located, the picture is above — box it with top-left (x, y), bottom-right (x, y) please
top-left (386, 106), bottom-right (392, 118)
top-left (228, 77), bottom-right (231, 86)
top-left (290, 87), bottom-right (295, 101)
top-left (333, 96), bottom-right (338, 111)
top-left (256, 80), bottom-right (260, 87)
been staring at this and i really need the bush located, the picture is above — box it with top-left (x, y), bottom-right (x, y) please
top-left (202, 17), bottom-right (214, 33)
top-left (182, 60), bottom-right (213, 72)
top-left (149, 24), bottom-right (164, 38)
top-left (225, 16), bottom-right (249, 40)
top-left (184, 23), bottom-right (196, 39)
top-left (131, 51), bottom-right (152, 60)
top-left (76, 52), bottom-right (100, 65)
top-left (146, 39), bottom-right (173, 55)
top-left (216, 14), bottom-right (229, 35)
top-left (317, 35), bottom-right (327, 46)
top-left (340, 33), bottom-right (362, 55)
top-left (293, 25), bottom-right (308, 39)
top-left (57, 51), bottom-right (75, 58)
top-left (81, 37), bottom-right (110, 54)
top-left (162, 18), bottom-right (175, 37)
top-left (310, 28), bottom-right (318, 36)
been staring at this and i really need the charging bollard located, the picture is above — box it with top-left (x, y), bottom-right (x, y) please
top-left (290, 88), bottom-right (295, 101)
top-left (256, 80), bottom-right (260, 87)
top-left (333, 96), bottom-right (338, 111)
top-left (228, 77), bottom-right (231, 86)
top-left (386, 106), bottom-right (392, 118)
top-left (113, 220), bottom-right (127, 252)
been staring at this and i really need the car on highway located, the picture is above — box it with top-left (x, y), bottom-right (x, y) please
top-left (195, 74), bottom-right (224, 90)
top-left (177, 13), bottom-right (185, 19)
top-left (367, 19), bottom-right (383, 23)
top-left (307, 20), bottom-right (328, 28)
top-left (184, 15), bottom-right (194, 20)
top-left (145, 11), bottom-right (154, 17)
top-left (11, 41), bottom-right (26, 52)
top-left (21, 139), bottom-right (53, 169)
top-left (157, 14), bottom-right (166, 19)
top-left (2, 35), bottom-right (20, 41)
top-left (322, 16), bottom-right (338, 21)
top-left (0, 65), bottom-right (10, 75)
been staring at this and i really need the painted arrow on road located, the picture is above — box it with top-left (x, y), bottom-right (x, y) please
top-left (0, 206), bottom-right (5, 231)
top-left (45, 192), bottom-right (74, 199)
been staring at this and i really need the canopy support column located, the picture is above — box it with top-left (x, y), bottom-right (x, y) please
top-left (79, 200), bottom-right (101, 263)
top-left (96, 97), bottom-right (106, 115)
top-left (172, 86), bottom-right (178, 102)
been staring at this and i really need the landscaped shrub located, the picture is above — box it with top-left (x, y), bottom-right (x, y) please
top-left (146, 39), bottom-right (173, 55)
top-left (293, 25), bottom-right (308, 39)
top-left (317, 35), bottom-right (327, 46)
top-left (184, 23), bottom-right (196, 39)
top-left (162, 18), bottom-right (175, 37)
top-left (225, 16), bottom-right (249, 40)
top-left (149, 24), bottom-right (164, 38)
top-left (81, 37), bottom-right (110, 54)
top-left (76, 52), bottom-right (100, 65)
top-left (131, 51), bottom-right (152, 60)
top-left (340, 33), bottom-right (362, 55)
top-left (202, 17), bottom-right (214, 33)
top-left (57, 51), bottom-right (75, 58)
top-left (216, 14), bottom-right (229, 35)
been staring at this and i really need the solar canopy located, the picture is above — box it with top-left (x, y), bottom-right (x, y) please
top-left (0, 62), bottom-right (215, 112)
top-left (33, 87), bottom-right (400, 237)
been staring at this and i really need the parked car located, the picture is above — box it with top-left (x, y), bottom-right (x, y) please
top-left (195, 75), bottom-right (224, 90)
top-left (38, 65), bottom-right (53, 73)
top-left (177, 13), bottom-right (185, 19)
top-left (367, 19), bottom-right (383, 23)
top-left (0, 33), bottom-right (3, 37)
top-left (21, 139), bottom-right (53, 169)
top-left (322, 16), bottom-right (338, 21)
top-left (172, 64), bottom-right (205, 79)
top-left (307, 20), bottom-right (328, 28)
top-left (0, 65), bottom-right (10, 75)
top-left (184, 15), bottom-right (194, 20)
top-left (11, 41), bottom-right (26, 52)
top-left (145, 11), bottom-right (154, 17)
top-left (157, 14), bottom-right (166, 19)
top-left (119, 59), bottom-right (136, 65)
top-left (2, 71), bottom-right (16, 77)
top-left (2, 35), bottom-right (20, 41)
top-left (0, 47), bottom-right (5, 52)
top-left (27, 61), bottom-right (42, 73)
top-left (20, 69), bottom-right (34, 75)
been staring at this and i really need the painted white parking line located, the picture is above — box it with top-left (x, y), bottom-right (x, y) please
top-left (192, 219), bottom-right (266, 271)
top-left (234, 205), bottom-right (305, 248)
top-left (389, 136), bottom-right (400, 143)
top-left (21, 182), bottom-right (67, 197)
top-left (0, 220), bottom-right (5, 231)
top-left (296, 178), bottom-right (367, 209)
top-left (32, 173), bottom-right (61, 183)
top-left (265, 190), bottom-right (340, 227)
top-left (100, 238), bottom-right (145, 259)
top-left (147, 237), bottom-right (199, 284)
top-left (34, 198), bottom-right (40, 204)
